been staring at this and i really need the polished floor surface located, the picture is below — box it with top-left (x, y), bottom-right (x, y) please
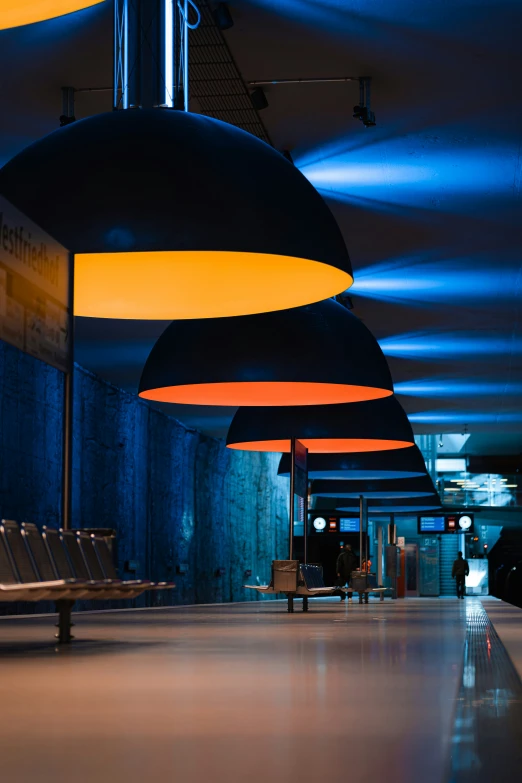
top-left (0, 597), bottom-right (520, 783)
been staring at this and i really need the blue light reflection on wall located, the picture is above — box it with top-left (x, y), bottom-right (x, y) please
top-left (379, 333), bottom-right (522, 359)
top-left (350, 257), bottom-right (522, 304)
top-left (395, 380), bottom-right (522, 396)
top-left (408, 411), bottom-right (522, 424)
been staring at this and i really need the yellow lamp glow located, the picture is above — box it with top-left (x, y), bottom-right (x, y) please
top-left (0, 1), bottom-right (104, 30)
top-left (75, 250), bottom-right (352, 320)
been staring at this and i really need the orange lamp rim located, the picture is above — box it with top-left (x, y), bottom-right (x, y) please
top-left (138, 383), bottom-right (393, 407)
top-left (227, 439), bottom-right (415, 454)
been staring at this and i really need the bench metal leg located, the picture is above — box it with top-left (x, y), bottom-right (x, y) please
top-left (358, 593), bottom-right (363, 604)
top-left (287, 595), bottom-right (294, 613)
top-left (302, 597), bottom-right (309, 613)
top-left (380, 591), bottom-right (384, 602)
top-left (364, 592), bottom-right (369, 604)
top-left (55, 599), bottom-right (75, 644)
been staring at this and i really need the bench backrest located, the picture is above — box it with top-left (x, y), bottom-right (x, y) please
top-left (61, 530), bottom-right (91, 580)
top-left (76, 533), bottom-right (106, 581)
top-left (0, 532), bottom-right (17, 585)
top-left (42, 527), bottom-right (75, 580)
top-left (300, 564), bottom-right (325, 590)
top-left (92, 536), bottom-right (118, 580)
top-left (272, 560), bottom-right (299, 592)
top-left (21, 523), bottom-right (58, 582)
top-left (0, 519), bottom-right (38, 583)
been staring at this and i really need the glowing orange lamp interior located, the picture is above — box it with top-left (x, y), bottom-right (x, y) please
top-left (74, 250), bottom-right (353, 319)
top-left (0, 1), bottom-right (105, 30)
top-left (139, 382), bottom-right (392, 406)
top-left (228, 439), bottom-right (415, 453)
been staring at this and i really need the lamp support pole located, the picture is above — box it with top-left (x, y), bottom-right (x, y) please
top-left (289, 437), bottom-right (296, 561)
top-left (359, 495), bottom-right (364, 570)
top-left (61, 252), bottom-right (75, 530)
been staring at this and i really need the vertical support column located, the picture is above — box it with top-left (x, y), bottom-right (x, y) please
top-left (288, 437), bottom-right (296, 614)
top-left (359, 494), bottom-right (364, 571)
top-left (377, 525), bottom-right (383, 586)
top-left (183, 0), bottom-right (189, 111)
top-left (61, 252), bottom-right (75, 531)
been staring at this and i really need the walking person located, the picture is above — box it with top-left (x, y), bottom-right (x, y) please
top-left (452, 551), bottom-right (470, 599)
top-left (336, 543), bottom-right (357, 601)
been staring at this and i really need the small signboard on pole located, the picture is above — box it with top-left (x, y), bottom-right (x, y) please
top-left (0, 194), bottom-right (71, 372)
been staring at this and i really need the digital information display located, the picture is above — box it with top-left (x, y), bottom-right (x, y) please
top-left (340, 518), bottom-right (360, 533)
top-left (419, 516), bottom-right (445, 532)
top-left (418, 513), bottom-right (474, 534)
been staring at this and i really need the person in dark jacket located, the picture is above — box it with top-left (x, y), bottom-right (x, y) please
top-left (336, 543), bottom-right (357, 601)
top-left (452, 551), bottom-right (470, 599)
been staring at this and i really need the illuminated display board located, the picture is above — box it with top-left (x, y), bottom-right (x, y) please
top-left (418, 513), bottom-right (474, 534)
top-left (339, 518), bottom-right (360, 533)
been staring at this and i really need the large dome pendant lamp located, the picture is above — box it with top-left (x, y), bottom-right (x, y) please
top-left (138, 298), bottom-right (393, 406)
top-left (0, 1), bottom-right (104, 29)
top-left (316, 496), bottom-right (442, 515)
top-left (226, 396), bottom-right (415, 453)
top-left (310, 474), bottom-right (437, 499)
top-left (278, 444), bottom-right (429, 479)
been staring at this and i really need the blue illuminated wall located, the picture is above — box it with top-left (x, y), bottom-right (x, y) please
top-left (0, 341), bottom-right (289, 610)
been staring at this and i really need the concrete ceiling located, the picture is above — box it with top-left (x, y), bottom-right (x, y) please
top-left (0, 1), bottom-right (521, 452)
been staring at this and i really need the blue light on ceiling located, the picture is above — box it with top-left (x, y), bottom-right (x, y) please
top-left (379, 332), bottom-right (522, 359)
top-left (349, 256), bottom-right (521, 304)
top-left (408, 411), bottom-right (522, 424)
top-left (395, 380), bottom-right (522, 396)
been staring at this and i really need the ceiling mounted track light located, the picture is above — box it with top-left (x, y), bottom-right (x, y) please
top-left (278, 445), bottom-right (428, 479)
top-left (310, 475), bottom-right (436, 499)
top-left (0, 110), bottom-right (353, 320)
top-left (226, 396), bottom-right (415, 453)
top-left (0, 1), bottom-right (104, 29)
top-left (139, 298), bottom-right (393, 406)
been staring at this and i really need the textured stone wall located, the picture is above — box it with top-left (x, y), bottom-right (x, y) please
top-left (0, 341), bottom-right (289, 611)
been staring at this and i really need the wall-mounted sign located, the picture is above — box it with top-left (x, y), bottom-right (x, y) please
top-left (0, 195), bottom-right (71, 372)
top-left (418, 513), bottom-right (474, 535)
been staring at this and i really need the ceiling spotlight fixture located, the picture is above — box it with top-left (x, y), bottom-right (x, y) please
top-left (0, 111), bottom-right (353, 319)
top-left (226, 396), bottom-right (415, 453)
top-left (278, 444), bottom-right (429, 479)
top-left (139, 298), bottom-right (393, 406)
top-left (213, 2), bottom-right (234, 30)
top-left (310, 475), bottom-right (436, 499)
top-left (251, 87), bottom-right (269, 111)
top-left (0, 0), bottom-right (104, 30)
top-left (353, 77), bottom-right (376, 128)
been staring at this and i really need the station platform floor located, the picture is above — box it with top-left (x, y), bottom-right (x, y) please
top-left (1, 596), bottom-right (521, 783)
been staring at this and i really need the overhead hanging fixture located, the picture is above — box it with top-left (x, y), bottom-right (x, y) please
top-left (310, 475), bottom-right (436, 499)
top-left (0, 1), bottom-right (352, 320)
top-left (320, 496), bottom-right (442, 514)
top-left (0, 1), bottom-right (104, 30)
top-left (0, 111), bottom-right (353, 320)
top-left (278, 444), bottom-right (428, 479)
top-left (139, 298), bottom-right (393, 406)
top-left (226, 396), bottom-right (415, 453)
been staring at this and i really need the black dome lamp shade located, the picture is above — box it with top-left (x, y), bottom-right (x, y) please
top-left (139, 298), bottom-right (393, 406)
top-left (310, 475), bottom-right (436, 499)
top-left (226, 396), bottom-right (415, 453)
top-left (278, 444), bottom-right (428, 479)
top-left (330, 495), bottom-right (442, 515)
top-left (0, 1), bottom-right (104, 29)
top-left (0, 110), bottom-right (353, 320)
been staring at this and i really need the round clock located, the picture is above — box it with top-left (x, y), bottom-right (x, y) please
top-left (458, 515), bottom-right (472, 531)
top-left (313, 517), bottom-right (327, 531)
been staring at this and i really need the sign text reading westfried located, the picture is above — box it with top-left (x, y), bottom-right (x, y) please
top-left (0, 211), bottom-right (60, 289)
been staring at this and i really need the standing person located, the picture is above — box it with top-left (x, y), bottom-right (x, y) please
top-left (336, 543), bottom-right (357, 601)
top-left (452, 551), bottom-right (470, 599)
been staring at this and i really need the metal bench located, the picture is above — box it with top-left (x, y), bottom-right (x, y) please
top-left (0, 519), bottom-right (175, 643)
top-left (348, 571), bottom-right (390, 603)
top-left (245, 560), bottom-right (341, 611)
